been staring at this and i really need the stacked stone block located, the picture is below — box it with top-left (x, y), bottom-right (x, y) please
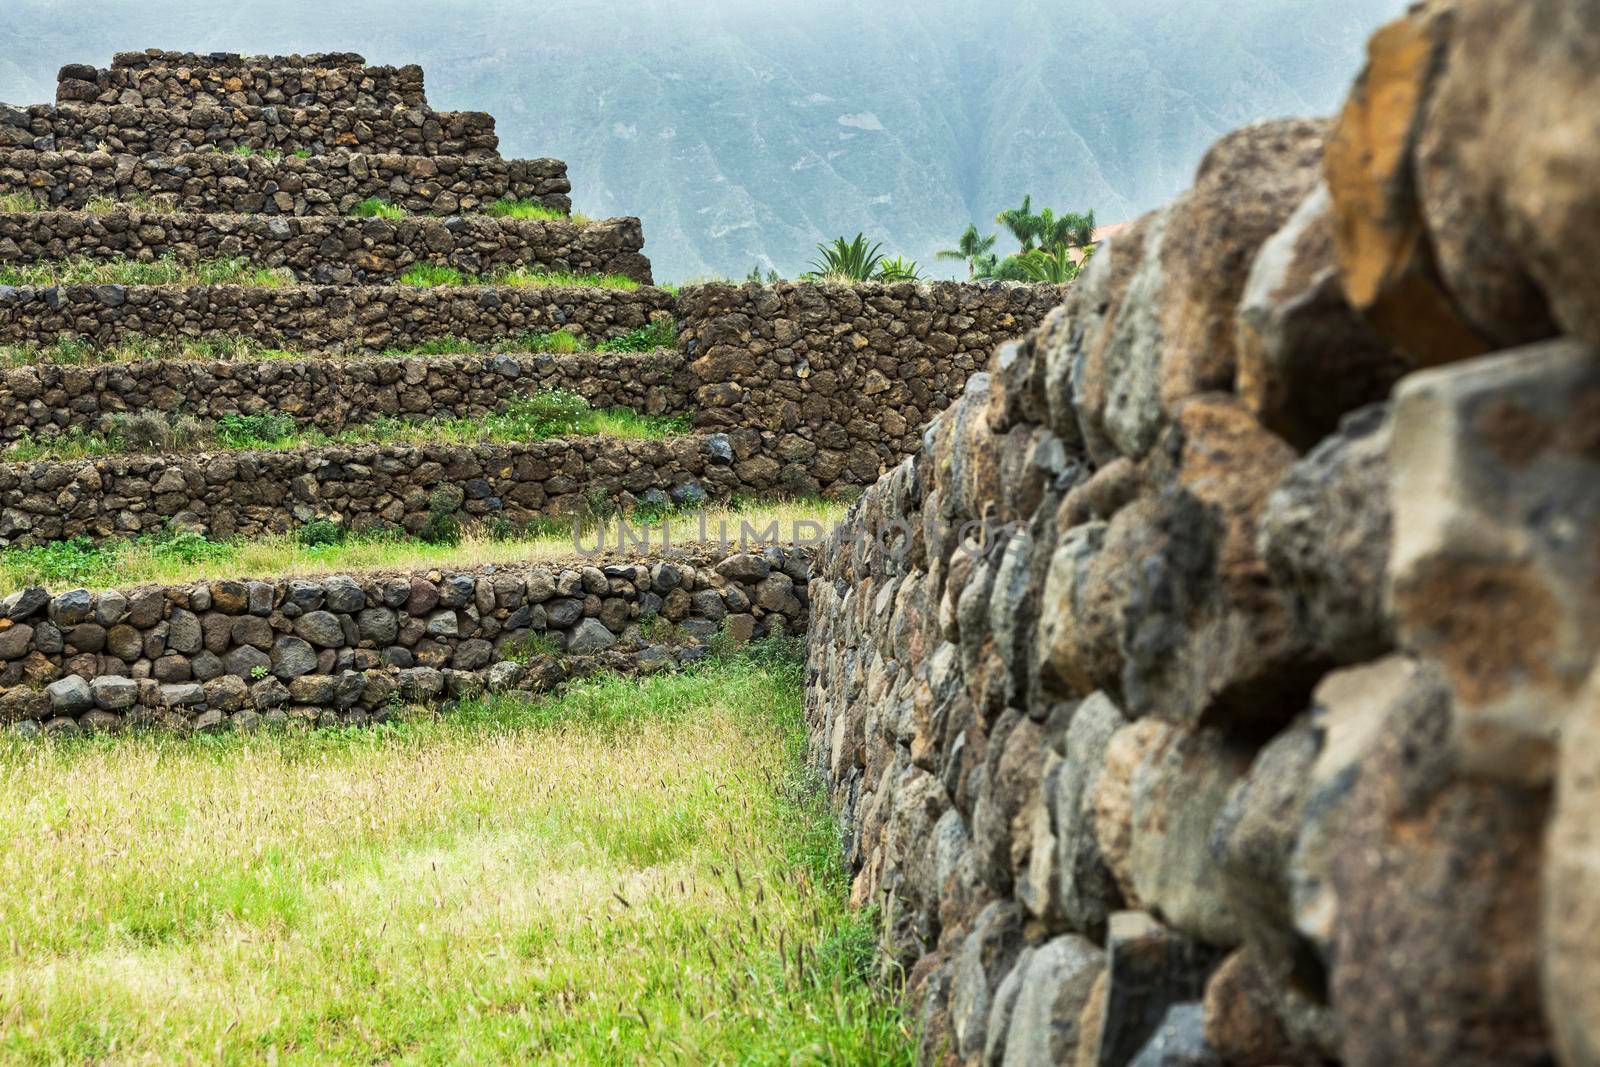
top-left (0, 211), bottom-right (653, 285)
top-left (805, 1), bottom-right (1600, 1064)
top-left (0, 148), bottom-right (572, 216)
top-left (0, 548), bottom-right (811, 735)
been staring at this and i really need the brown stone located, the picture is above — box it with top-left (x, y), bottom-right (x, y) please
top-left (1159, 117), bottom-right (1328, 410)
top-left (1322, 4), bottom-right (1492, 365)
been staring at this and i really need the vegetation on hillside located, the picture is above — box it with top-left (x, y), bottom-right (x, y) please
top-left (936, 196), bottom-right (1098, 282)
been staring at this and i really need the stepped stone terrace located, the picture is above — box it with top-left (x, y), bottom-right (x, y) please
top-left (0, 48), bottom-right (1062, 733)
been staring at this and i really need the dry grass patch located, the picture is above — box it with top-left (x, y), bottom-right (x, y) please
top-left (0, 649), bottom-right (911, 1063)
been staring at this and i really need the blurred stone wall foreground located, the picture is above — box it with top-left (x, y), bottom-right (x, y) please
top-left (804, 0), bottom-right (1600, 1063)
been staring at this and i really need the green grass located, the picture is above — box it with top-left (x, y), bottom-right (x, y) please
top-left (2, 391), bottom-right (690, 463)
top-left (484, 198), bottom-right (589, 224)
top-left (0, 498), bottom-right (846, 594)
top-left (0, 647), bottom-right (913, 1063)
top-left (0, 191), bottom-right (43, 212)
top-left (0, 322), bottom-right (681, 368)
top-left (352, 197), bottom-right (407, 219)
top-left (0, 255), bottom-right (295, 288)
top-left (398, 264), bottom-right (641, 291)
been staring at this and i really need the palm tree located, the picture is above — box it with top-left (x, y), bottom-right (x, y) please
top-left (1035, 208), bottom-right (1096, 255)
top-left (995, 195), bottom-right (1041, 254)
top-left (1018, 246), bottom-right (1081, 283)
top-left (935, 224), bottom-right (999, 279)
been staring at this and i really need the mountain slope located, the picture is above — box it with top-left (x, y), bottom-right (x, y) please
top-left (0, 0), bottom-right (1404, 280)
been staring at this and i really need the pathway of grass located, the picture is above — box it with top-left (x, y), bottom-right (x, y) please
top-left (0, 498), bottom-right (849, 595)
top-left (0, 255), bottom-right (640, 291)
top-left (0, 321), bottom-right (678, 368)
top-left (3, 390), bottom-right (690, 464)
top-left (0, 646), bottom-right (912, 1063)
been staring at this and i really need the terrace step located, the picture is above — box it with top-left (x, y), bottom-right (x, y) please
top-left (0, 433), bottom-right (760, 547)
top-left (0, 282), bottom-right (674, 351)
top-left (0, 148), bottom-right (570, 216)
top-left (109, 50), bottom-right (370, 70)
top-left (58, 58), bottom-right (427, 110)
top-left (0, 211), bottom-right (652, 285)
top-left (0, 349), bottom-right (692, 443)
top-left (0, 104), bottom-right (499, 158)
top-left (0, 547), bottom-right (813, 731)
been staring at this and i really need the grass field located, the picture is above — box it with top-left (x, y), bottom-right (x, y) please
top-left (0, 645), bottom-right (911, 1064)
top-left (0, 498), bottom-right (850, 595)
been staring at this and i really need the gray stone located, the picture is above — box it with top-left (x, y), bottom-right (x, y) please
top-left (425, 610), bottom-right (459, 638)
top-left (1097, 912), bottom-right (1226, 1067)
top-left (565, 618), bottom-right (617, 655)
top-left (951, 902), bottom-right (1027, 1062)
top-left (545, 598), bottom-right (582, 628)
top-left (5, 586), bottom-right (48, 620)
top-left (160, 683), bottom-right (206, 708)
top-left (33, 621), bottom-right (63, 655)
top-left (452, 639), bottom-right (493, 671)
top-left (715, 553), bottom-right (770, 582)
top-left (1130, 725), bottom-right (1250, 947)
top-left (1259, 402), bottom-right (1394, 663)
top-left (1037, 692), bottom-right (1126, 933)
top-left (1128, 1004), bottom-right (1220, 1067)
top-left (224, 645), bottom-right (272, 679)
top-left (1000, 935), bottom-right (1105, 1067)
top-left (191, 708), bottom-right (225, 733)
top-left (0, 623), bottom-right (33, 661)
top-left (270, 636), bottom-right (317, 680)
top-left (293, 610), bottom-right (347, 648)
top-left (166, 608), bottom-right (202, 655)
top-left (322, 575), bottom-right (365, 613)
top-left (1388, 339), bottom-right (1600, 784)
top-left (438, 574), bottom-right (476, 608)
top-left (46, 675), bottom-right (92, 713)
top-left (250, 676), bottom-right (290, 709)
top-left (356, 607), bottom-right (398, 644)
top-left (94, 589), bottom-right (128, 626)
top-left (48, 588), bottom-right (93, 626)
top-left (89, 674), bottom-right (137, 711)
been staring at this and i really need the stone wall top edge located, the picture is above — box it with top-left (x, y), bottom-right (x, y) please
top-left (4, 543), bottom-right (809, 603)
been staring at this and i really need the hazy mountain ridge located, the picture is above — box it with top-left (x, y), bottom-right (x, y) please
top-left (0, 0), bottom-right (1405, 281)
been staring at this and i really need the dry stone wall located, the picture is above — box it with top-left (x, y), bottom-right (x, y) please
top-left (0, 148), bottom-right (571, 216)
top-left (0, 103), bottom-right (499, 158)
top-left (57, 57), bottom-right (428, 109)
top-left (0, 283), bottom-right (675, 350)
top-left (0, 211), bottom-right (652, 285)
top-left (805, 1), bottom-right (1600, 1064)
top-left (0, 547), bottom-right (811, 736)
top-left (0, 434), bottom-right (762, 547)
top-left (0, 350), bottom-right (692, 443)
top-left (677, 281), bottom-right (1064, 495)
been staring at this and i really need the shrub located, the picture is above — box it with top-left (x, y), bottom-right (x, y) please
top-left (142, 526), bottom-right (235, 567)
top-left (296, 517), bottom-right (347, 548)
top-left (214, 411), bottom-right (298, 449)
top-left (0, 536), bottom-right (116, 587)
top-left (484, 199), bottom-right (572, 221)
top-left (875, 256), bottom-right (923, 282)
top-left (353, 197), bottom-right (405, 219)
top-left (597, 319), bottom-right (678, 352)
top-left (0, 191), bottom-right (42, 212)
top-left (418, 489), bottom-right (463, 546)
top-left (398, 263), bottom-right (466, 287)
top-left (807, 234), bottom-right (885, 282)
